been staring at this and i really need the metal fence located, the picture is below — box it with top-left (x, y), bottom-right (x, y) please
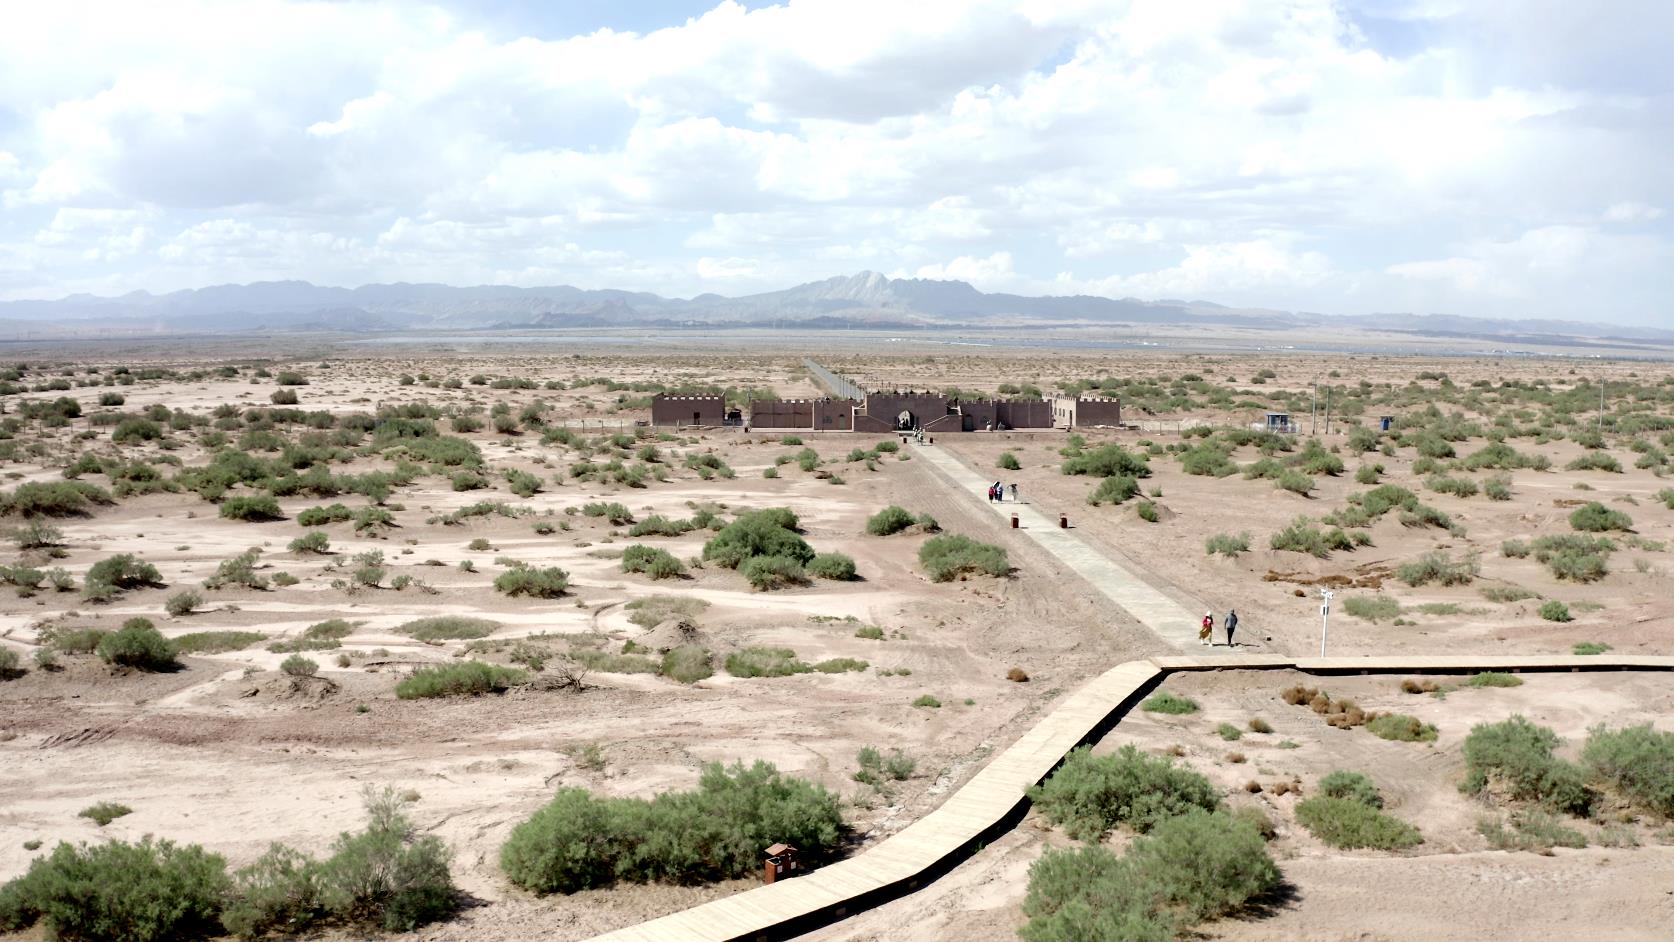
top-left (803, 358), bottom-right (865, 401)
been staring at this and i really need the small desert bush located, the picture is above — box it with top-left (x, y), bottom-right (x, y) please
top-left (1029, 745), bottom-right (1221, 839)
top-left (1396, 550), bottom-right (1478, 587)
top-left (703, 509), bottom-right (813, 569)
top-left (1295, 796), bottom-right (1421, 849)
top-left (918, 533), bottom-right (1009, 582)
top-left (1216, 723), bottom-right (1243, 741)
top-left (1319, 770), bottom-right (1382, 808)
top-left (854, 746), bottom-right (916, 785)
top-left (1365, 713), bottom-right (1438, 743)
top-left (1569, 501), bottom-right (1632, 532)
top-left (0, 836), bottom-right (229, 941)
top-left (395, 661), bottom-right (527, 699)
top-left (1141, 691), bottom-right (1198, 715)
top-left (1467, 672), bottom-right (1524, 688)
top-left (165, 589), bottom-right (203, 616)
top-left (659, 645), bottom-right (713, 684)
top-left (740, 554), bottom-right (806, 590)
top-left (97, 618), bottom-right (178, 670)
top-left (493, 565), bottom-right (570, 598)
top-left (398, 616), bottom-right (499, 642)
top-left (219, 495), bottom-right (285, 522)
top-left (1087, 474), bottom-right (1139, 506)
top-left (288, 531), bottom-right (330, 554)
top-left (87, 553), bottom-right (164, 590)
top-left (1203, 531), bottom-right (1250, 557)
top-left (620, 545), bottom-right (686, 579)
top-left (1572, 640), bottom-right (1609, 655)
top-left (724, 646), bottom-right (811, 678)
top-left (498, 761), bottom-right (843, 894)
top-left (1478, 810), bottom-right (1588, 852)
top-left (997, 451), bottom-right (1021, 470)
top-left (78, 801), bottom-right (134, 826)
top-left (1539, 600), bottom-right (1572, 622)
top-left (805, 552), bottom-right (857, 580)
top-left (1021, 809), bottom-right (1278, 941)
top-left (1581, 724), bottom-right (1674, 817)
top-left (280, 654), bottom-right (319, 677)
top-left (297, 503), bottom-right (353, 526)
top-left (1269, 517), bottom-right (1352, 558)
top-left (1462, 716), bottom-right (1596, 816)
top-left (173, 631), bottom-right (264, 655)
top-left (1344, 595), bottom-right (1401, 622)
top-left (1061, 443), bottom-right (1150, 478)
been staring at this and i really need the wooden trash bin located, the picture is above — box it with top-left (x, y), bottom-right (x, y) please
top-left (763, 843), bottom-right (799, 884)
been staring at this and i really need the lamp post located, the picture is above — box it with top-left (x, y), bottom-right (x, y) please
top-left (1319, 589), bottom-right (1334, 657)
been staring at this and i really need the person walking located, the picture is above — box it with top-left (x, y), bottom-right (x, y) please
top-left (1009, 482), bottom-right (1019, 501)
top-left (1223, 609), bottom-right (1239, 647)
top-left (1199, 611), bottom-right (1213, 645)
top-left (993, 481), bottom-right (1004, 501)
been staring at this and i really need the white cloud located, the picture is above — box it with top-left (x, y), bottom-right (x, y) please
top-left (0, 0), bottom-right (1666, 324)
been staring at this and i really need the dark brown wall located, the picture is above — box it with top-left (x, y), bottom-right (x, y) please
top-left (651, 395), bottom-right (725, 426)
top-left (999, 399), bottom-right (1053, 429)
top-left (1075, 398), bottom-right (1122, 426)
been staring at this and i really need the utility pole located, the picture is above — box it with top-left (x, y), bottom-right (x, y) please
top-left (1323, 385), bottom-right (1332, 436)
top-left (1319, 589), bottom-right (1334, 657)
top-left (1311, 382), bottom-right (1318, 435)
top-left (1599, 377), bottom-right (1605, 434)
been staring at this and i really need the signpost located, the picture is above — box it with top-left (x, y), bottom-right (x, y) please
top-left (1319, 589), bottom-right (1334, 657)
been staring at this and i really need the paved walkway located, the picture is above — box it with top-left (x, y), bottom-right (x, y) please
top-left (588, 654), bottom-right (1674, 942)
top-left (912, 441), bottom-right (1212, 652)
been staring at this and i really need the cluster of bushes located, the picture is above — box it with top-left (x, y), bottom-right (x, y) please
top-left (499, 761), bottom-right (844, 893)
top-left (620, 544), bottom-right (686, 579)
top-left (1029, 746), bottom-right (1221, 839)
top-left (1396, 550), bottom-right (1479, 587)
top-left (918, 533), bottom-right (1009, 582)
top-left (1295, 771), bottom-right (1422, 850)
top-left (864, 505), bottom-right (937, 536)
top-left (0, 480), bottom-right (113, 517)
top-left (1269, 516), bottom-right (1359, 558)
top-left (0, 790), bottom-right (455, 940)
top-left (395, 661), bottom-right (527, 699)
top-left (722, 646), bottom-right (867, 678)
top-left (493, 564), bottom-right (571, 598)
top-left (1506, 533), bottom-right (1615, 583)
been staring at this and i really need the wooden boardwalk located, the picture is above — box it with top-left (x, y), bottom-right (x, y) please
top-left (588, 654), bottom-right (1674, 942)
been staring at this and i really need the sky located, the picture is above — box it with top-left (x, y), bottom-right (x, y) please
top-left (0, 0), bottom-right (1669, 325)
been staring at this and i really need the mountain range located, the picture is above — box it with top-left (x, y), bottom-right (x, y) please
top-left (1, 272), bottom-right (1669, 346)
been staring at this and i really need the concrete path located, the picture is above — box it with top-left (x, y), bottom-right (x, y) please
top-left (588, 654), bottom-right (1674, 942)
top-left (912, 441), bottom-right (1214, 652)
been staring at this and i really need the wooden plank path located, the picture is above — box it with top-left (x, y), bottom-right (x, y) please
top-left (588, 653), bottom-right (1674, 942)
top-left (910, 441), bottom-right (1215, 652)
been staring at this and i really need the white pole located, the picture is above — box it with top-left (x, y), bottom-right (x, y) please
top-left (1319, 589), bottom-right (1334, 657)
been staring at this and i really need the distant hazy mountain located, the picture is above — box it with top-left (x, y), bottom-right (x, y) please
top-left (1, 272), bottom-right (1669, 345)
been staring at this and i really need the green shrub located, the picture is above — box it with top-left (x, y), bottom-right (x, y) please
top-left (1572, 640), bottom-right (1609, 655)
top-left (172, 631), bottom-right (264, 655)
top-left (918, 533), bottom-right (1009, 582)
top-left (1478, 810), bottom-right (1588, 852)
top-left (620, 545), bottom-right (686, 579)
top-left (398, 616), bottom-right (498, 642)
top-left (1396, 550), bottom-right (1478, 587)
top-left (1581, 725), bottom-right (1674, 817)
top-left (1269, 517), bottom-right (1353, 558)
top-left (1319, 770), bottom-right (1382, 808)
top-left (395, 661), bottom-right (526, 698)
top-left (221, 787), bottom-right (456, 935)
top-left (97, 618), bottom-right (177, 670)
top-left (288, 531), bottom-right (330, 554)
top-left (0, 837), bottom-right (228, 941)
top-left (1215, 722), bottom-right (1243, 741)
top-left (1274, 469), bottom-right (1314, 495)
top-left (1565, 452), bottom-right (1622, 473)
top-left (703, 510), bottom-right (813, 569)
top-left (78, 801), bottom-right (134, 826)
top-left (1029, 745), bottom-right (1220, 839)
top-left (628, 515), bottom-right (693, 538)
top-left (1141, 691), bottom-right (1198, 715)
top-left (1539, 600), bottom-right (1573, 622)
top-left (204, 549), bottom-right (268, 591)
top-left (1366, 713), bottom-right (1438, 743)
top-left (165, 590), bottom-right (203, 616)
top-left (1483, 475), bottom-right (1513, 500)
top-left (738, 555), bottom-right (805, 590)
top-left (41, 626), bottom-right (107, 654)
top-left (912, 694), bottom-right (941, 708)
top-left (498, 761), bottom-right (843, 894)
top-left (1087, 474), bottom-right (1139, 506)
top-left (280, 654), bottom-right (319, 678)
top-left (659, 645), bottom-right (713, 684)
top-left (493, 565), bottom-right (570, 598)
top-left (87, 553), bottom-right (164, 590)
top-left (112, 417), bottom-right (165, 444)
top-left (997, 451), bottom-right (1021, 470)
top-left (1462, 716), bottom-right (1596, 816)
top-left (1062, 444), bottom-right (1150, 478)
top-left (865, 505), bottom-right (915, 536)
top-left (1344, 595), bottom-right (1402, 623)
top-left (1467, 672), bottom-right (1524, 688)
top-left (1295, 796), bottom-right (1421, 849)
top-left (3, 481), bottom-right (113, 517)
top-left (1135, 500), bottom-right (1160, 522)
top-left (724, 646), bottom-right (811, 678)
top-left (1203, 531), bottom-right (1250, 557)
top-left (854, 746), bottom-right (916, 785)
top-left (580, 501), bottom-right (634, 523)
top-left (805, 552), bottom-right (857, 580)
top-left (219, 495), bottom-right (285, 522)
top-left (1569, 501), bottom-right (1632, 532)
top-left (1021, 843), bottom-right (1175, 942)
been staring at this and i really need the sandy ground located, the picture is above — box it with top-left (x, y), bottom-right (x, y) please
top-left (0, 348), bottom-right (1670, 941)
top-left (807, 669), bottom-right (1674, 942)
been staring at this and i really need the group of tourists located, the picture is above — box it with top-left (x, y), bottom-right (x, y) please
top-left (987, 481), bottom-right (1018, 502)
top-left (1199, 609), bottom-right (1239, 647)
